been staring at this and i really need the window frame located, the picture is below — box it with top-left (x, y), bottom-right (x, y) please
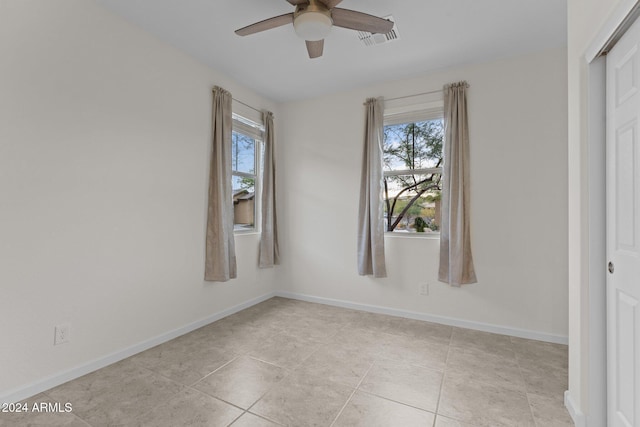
top-left (382, 98), bottom-right (444, 236)
top-left (231, 112), bottom-right (264, 234)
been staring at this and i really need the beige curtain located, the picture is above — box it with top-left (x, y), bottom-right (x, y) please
top-left (439, 81), bottom-right (477, 285)
top-left (357, 97), bottom-right (387, 277)
top-left (259, 111), bottom-right (279, 268)
top-left (205, 86), bottom-right (237, 281)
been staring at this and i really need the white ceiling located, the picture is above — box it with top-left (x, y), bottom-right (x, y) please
top-left (95, 0), bottom-right (567, 102)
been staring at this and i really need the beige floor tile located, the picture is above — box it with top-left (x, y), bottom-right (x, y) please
top-left (247, 299), bottom-right (328, 326)
top-left (194, 356), bottom-right (287, 409)
top-left (349, 311), bottom-right (400, 334)
top-left (446, 347), bottom-right (526, 393)
top-left (246, 331), bottom-right (322, 369)
top-left (45, 360), bottom-right (185, 426)
top-left (309, 305), bottom-right (365, 325)
top-left (330, 326), bottom-right (386, 354)
top-left (232, 412), bottom-right (282, 427)
top-left (294, 342), bottom-right (374, 388)
top-left (129, 334), bottom-right (238, 385)
top-left (190, 322), bottom-right (278, 353)
top-left (450, 328), bottom-right (516, 360)
top-left (276, 299), bottom-right (340, 318)
top-left (348, 311), bottom-right (453, 346)
top-left (434, 415), bottom-right (478, 426)
top-left (274, 316), bottom-right (342, 341)
top-left (211, 306), bottom-right (287, 334)
top-left (333, 391), bottom-right (435, 427)
top-left (250, 371), bottom-right (353, 427)
top-left (131, 388), bottom-right (243, 427)
top-left (519, 364), bottom-right (568, 399)
top-left (386, 317), bottom-right (453, 345)
top-left (527, 392), bottom-right (574, 427)
top-left (24, 298), bottom-right (573, 427)
top-left (511, 337), bottom-right (568, 399)
top-left (375, 332), bottom-right (450, 371)
top-left (438, 371), bottom-right (535, 427)
top-left (359, 361), bottom-right (442, 412)
top-left (511, 337), bottom-right (568, 369)
top-left (0, 393), bottom-right (89, 427)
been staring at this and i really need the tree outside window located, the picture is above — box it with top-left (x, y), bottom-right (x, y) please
top-left (383, 119), bottom-right (443, 233)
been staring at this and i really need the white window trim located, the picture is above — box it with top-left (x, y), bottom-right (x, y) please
top-left (384, 92), bottom-right (444, 125)
top-left (384, 167), bottom-right (441, 177)
top-left (384, 230), bottom-right (441, 239)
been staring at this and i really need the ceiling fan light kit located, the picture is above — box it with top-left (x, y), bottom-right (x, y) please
top-left (293, 4), bottom-right (333, 41)
top-left (235, 0), bottom-right (394, 59)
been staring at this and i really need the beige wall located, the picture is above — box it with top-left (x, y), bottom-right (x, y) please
top-left (0, 0), bottom-right (279, 399)
top-left (278, 48), bottom-right (568, 340)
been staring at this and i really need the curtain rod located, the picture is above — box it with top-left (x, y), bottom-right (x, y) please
top-left (363, 88), bottom-right (443, 106)
top-left (384, 88), bottom-right (442, 102)
top-left (233, 97), bottom-right (262, 114)
top-left (364, 83), bottom-right (470, 105)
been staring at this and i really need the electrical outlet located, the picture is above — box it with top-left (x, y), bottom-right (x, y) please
top-left (419, 284), bottom-right (429, 296)
top-left (54, 324), bottom-right (70, 345)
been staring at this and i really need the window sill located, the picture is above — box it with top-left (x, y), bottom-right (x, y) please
top-left (384, 232), bottom-right (440, 240)
top-left (234, 230), bottom-right (260, 236)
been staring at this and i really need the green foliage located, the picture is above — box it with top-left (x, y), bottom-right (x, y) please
top-left (414, 217), bottom-right (427, 232)
top-left (394, 197), bottom-right (423, 217)
top-left (424, 191), bottom-right (442, 202)
top-left (239, 176), bottom-right (255, 190)
top-left (420, 207), bottom-right (436, 219)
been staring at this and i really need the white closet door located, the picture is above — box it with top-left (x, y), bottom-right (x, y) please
top-left (607, 14), bottom-right (640, 427)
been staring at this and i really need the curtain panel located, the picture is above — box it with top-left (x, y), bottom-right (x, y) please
top-left (259, 111), bottom-right (280, 268)
top-left (439, 81), bottom-right (477, 285)
top-left (205, 86), bottom-right (237, 282)
top-left (357, 97), bottom-right (387, 277)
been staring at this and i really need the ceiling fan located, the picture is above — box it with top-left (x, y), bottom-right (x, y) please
top-left (235, 0), bottom-right (394, 59)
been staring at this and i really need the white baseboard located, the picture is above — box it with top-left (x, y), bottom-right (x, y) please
top-left (1, 292), bottom-right (276, 404)
top-left (564, 390), bottom-right (586, 427)
top-left (275, 291), bottom-right (569, 345)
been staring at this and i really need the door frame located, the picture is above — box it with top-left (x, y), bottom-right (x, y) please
top-left (581, 1), bottom-right (640, 425)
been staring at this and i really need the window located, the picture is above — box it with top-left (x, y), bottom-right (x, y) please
top-left (383, 109), bottom-right (443, 234)
top-left (232, 113), bottom-right (264, 232)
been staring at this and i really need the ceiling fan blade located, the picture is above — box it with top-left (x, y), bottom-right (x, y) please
top-left (286, 0), bottom-right (308, 5)
top-left (306, 39), bottom-right (324, 59)
top-left (235, 13), bottom-right (294, 36)
top-left (317, 0), bottom-right (343, 8)
top-left (331, 8), bottom-right (394, 34)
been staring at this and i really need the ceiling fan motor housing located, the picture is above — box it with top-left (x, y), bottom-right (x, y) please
top-left (294, 1), bottom-right (333, 41)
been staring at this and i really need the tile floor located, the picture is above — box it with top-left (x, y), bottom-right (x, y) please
top-left (0, 297), bottom-right (573, 426)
